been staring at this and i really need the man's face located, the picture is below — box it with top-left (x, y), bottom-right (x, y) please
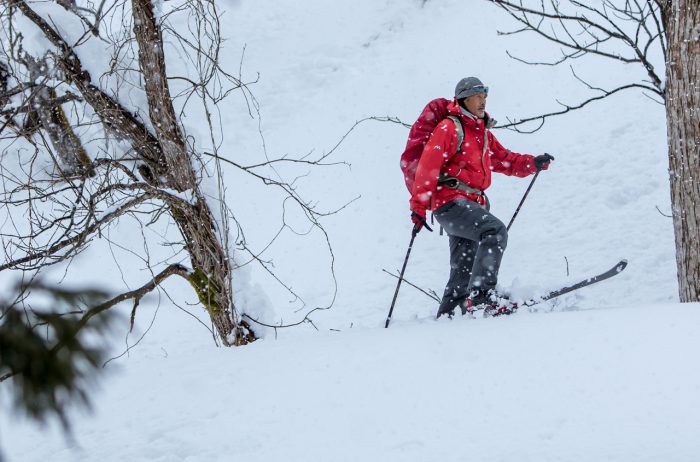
top-left (464, 93), bottom-right (487, 118)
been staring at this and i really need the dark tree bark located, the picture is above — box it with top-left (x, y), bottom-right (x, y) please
top-left (662, 0), bottom-right (700, 302)
top-left (131, 0), bottom-right (196, 190)
top-left (35, 86), bottom-right (94, 176)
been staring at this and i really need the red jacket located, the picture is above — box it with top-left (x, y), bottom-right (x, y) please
top-left (410, 100), bottom-right (537, 215)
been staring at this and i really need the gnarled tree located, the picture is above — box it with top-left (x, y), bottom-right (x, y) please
top-left (1, 0), bottom-right (251, 345)
top-left (1, 0), bottom-right (342, 347)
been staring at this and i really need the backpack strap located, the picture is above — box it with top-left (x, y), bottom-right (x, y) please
top-left (437, 115), bottom-right (465, 185)
top-left (445, 115), bottom-right (464, 155)
top-left (438, 115), bottom-right (491, 213)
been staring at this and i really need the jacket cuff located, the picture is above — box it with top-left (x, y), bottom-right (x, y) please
top-left (409, 199), bottom-right (427, 217)
top-left (528, 155), bottom-right (539, 174)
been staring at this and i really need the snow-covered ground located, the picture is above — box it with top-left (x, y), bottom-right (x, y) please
top-left (1, 0), bottom-right (693, 461)
top-left (6, 303), bottom-right (700, 462)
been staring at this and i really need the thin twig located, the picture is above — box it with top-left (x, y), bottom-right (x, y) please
top-left (382, 269), bottom-right (440, 302)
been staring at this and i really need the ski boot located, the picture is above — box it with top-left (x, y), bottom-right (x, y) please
top-left (467, 289), bottom-right (517, 317)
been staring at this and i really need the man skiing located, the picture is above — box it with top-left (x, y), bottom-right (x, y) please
top-left (409, 77), bottom-right (554, 318)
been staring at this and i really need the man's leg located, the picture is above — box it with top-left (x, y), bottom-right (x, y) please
top-left (467, 217), bottom-right (508, 294)
top-left (436, 235), bottom-right (478, 316)
top-left (434, 199), bottom-right (508, 315)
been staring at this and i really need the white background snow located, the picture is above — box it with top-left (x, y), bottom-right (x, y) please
top-left (2, 0), bottom-right (698, 461)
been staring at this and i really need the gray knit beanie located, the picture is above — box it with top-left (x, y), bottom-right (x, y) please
top-left (454, 77), bottom-right (488, 100)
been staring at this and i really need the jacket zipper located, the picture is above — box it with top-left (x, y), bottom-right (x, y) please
top-left (479, 120), bottom-right (489, 189)
top-left (457, 109), bottom-right (490, 191)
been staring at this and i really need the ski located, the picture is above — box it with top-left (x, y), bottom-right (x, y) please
top-left (386, 259), bottom-right (629, 317)
top-left (535, 259), bottom-right (628, 303)
top-left (483, 259), bottom-right (629, 315)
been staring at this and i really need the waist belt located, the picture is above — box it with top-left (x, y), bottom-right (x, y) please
top-left (438, 175), bottom-right (483, 195)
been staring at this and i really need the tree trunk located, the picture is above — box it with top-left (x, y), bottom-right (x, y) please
top-left (0, 61), bottom-right (8, 104)
top-left (169, 197), bottom-right (254, 346)
top-left (36, 87), bottom-right (94, 176)
top-left (663, 0), bottom-right (700, 302)
top-left (131, 0), bottom-right (196, 191)
top-left (130, 0), bottom-right (252, 344)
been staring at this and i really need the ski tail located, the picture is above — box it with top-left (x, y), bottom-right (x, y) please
top-left (539, 259), bottom-right (628, 302)
top-left (490, 259), bottom-right (629, 314)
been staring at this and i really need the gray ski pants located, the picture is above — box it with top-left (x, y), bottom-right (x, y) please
top-left (433, 198), bottom-right (508, 314)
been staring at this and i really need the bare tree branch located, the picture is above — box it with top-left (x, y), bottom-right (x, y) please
top-left (8, 0), bottom-right (169, 182)
top-left (485, 0), bottom-right (667, 132)
top-left (79, 263), bottom-right (190, 333)
top-left (497, 82), bottom-right (659, 132)
top-left (488, 0), bottom-right (665, 92)
top-left (0, 193), bottom-right (155, 272)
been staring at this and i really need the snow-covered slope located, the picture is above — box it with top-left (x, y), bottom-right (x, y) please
top-left (1, 0), bottom-right (690, 460)
top-left (5, 304), bottom-right (700, 461)
top-left (206, 0), bottom-right (676, 331)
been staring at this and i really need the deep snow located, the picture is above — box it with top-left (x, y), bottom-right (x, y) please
top-left (0, 0), bottom-right (692, 460)
top-left (4, 304), bottom-right (700, 462)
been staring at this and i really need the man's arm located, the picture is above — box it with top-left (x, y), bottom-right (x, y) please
top-left (488, 132), bottom-right (538, 178)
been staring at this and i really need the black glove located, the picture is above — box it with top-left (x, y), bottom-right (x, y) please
top-left (411, 211), bottom-right (433, 234)
top-left (534, 153), bottom-right (555, 171)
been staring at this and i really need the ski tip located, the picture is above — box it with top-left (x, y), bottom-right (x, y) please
top-left (617, 259), bottom-right (628, 271)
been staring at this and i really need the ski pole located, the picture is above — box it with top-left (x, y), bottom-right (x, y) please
top-left (385, 227), bottom-right (418, 328)
top-left (506, 170), bottom-right (539, 231)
